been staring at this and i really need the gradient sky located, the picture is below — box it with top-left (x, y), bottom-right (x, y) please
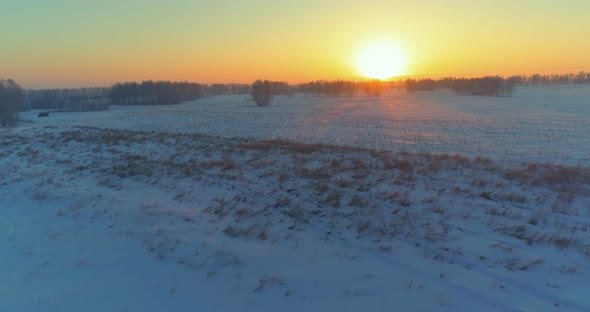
top-left (2, 0), bottom-right (590, 88)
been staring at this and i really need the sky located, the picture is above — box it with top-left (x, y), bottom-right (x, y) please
top-left (2, 0), bottom-right (590, 88)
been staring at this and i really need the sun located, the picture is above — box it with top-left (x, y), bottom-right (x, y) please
top-left (357, 41), bottom-right (406, 80)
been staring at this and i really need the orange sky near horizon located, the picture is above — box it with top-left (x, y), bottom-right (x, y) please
top-left (2, 0), bottom-right (590, 89)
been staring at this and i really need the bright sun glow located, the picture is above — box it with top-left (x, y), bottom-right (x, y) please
top-left (357, 41), bottom-right (406, 79)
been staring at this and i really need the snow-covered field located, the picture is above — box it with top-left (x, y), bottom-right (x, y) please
top-left (18, 85), bottom-right (590, 166)
top-left (2, 86), bottom-right (590, 311)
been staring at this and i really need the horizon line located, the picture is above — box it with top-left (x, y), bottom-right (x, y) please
top-left (20, 70), bottom-right (590, 90)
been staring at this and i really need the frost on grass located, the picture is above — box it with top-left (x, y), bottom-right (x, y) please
top-left (5, 126), bottom-right (590, 256)
top-left (3, 125), bottom-right (590, 310)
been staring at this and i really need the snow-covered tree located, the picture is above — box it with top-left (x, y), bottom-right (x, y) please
top-left (0, 79), bottom-right (24, 127)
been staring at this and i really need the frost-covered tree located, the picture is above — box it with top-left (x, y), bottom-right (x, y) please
top-left (109, 81), bottom-right (205, 105)
top-left (0, 79), bottom-right (24, 127)
top-left (251, 80), bottom-right (273, 106)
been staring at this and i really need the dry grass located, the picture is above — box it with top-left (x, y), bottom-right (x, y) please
top-left (504, 163), bottom-right (590, 192)
top-left (299, 167), bottom-right (332, 180)
top-left (321, 190), bottom-right (343, 208)
top-left (499, 257), bottom-right (544, 271)
top-left (223, 224), bottom-right (269, 241)
top-left (501, 192), bottom-right (527, 203)
top-left (12, 125), bottom-right (590, 271)
top-left (348, 195), bottom-right (367, 208)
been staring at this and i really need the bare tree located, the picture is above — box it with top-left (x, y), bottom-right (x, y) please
top-left (251, 80), bottom-right (273, 106)
top-left (0, 79), bottom-right (24, 127)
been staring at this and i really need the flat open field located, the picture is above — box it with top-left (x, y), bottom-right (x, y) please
top-left (20, 85), bottom-right (590, 165)
top-left (2, 85), bottom-right (590, 311)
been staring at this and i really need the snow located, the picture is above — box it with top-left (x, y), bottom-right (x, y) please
top-left (2, 86), bottom-right (590, 311)
top-left (18, 84), bottom-right (590, 166)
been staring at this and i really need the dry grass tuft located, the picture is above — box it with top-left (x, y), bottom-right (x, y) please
top-left (321, 190), bottom-right (343, 208)
top-left (505, 163), bottom-right (590, 192)
top-left (223, 225), bottom-right (269, 241)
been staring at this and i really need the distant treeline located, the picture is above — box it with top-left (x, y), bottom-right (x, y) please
top-left (297, 80), bottom-right (395, 96)
top-left (27, 82), bottom-right (254, 111)
top-left (210, 83), bottom-right (251, 95)
top-left (110, 81), bottom-right (205, 105)
top-left (405, 71), bottom-right (590, 96)
top-left (28, 87), bottom-right (111, 111)
top-left (110, 81), bottom-right (294, 106)
top-left (23, 71), bottom-right (590, 111)
top-left (405, 77), bottom-right (517, 96)
top-left (299, 72), bottom-right (590, 97)
top-left (512, 71), bottom-right (590, 85)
